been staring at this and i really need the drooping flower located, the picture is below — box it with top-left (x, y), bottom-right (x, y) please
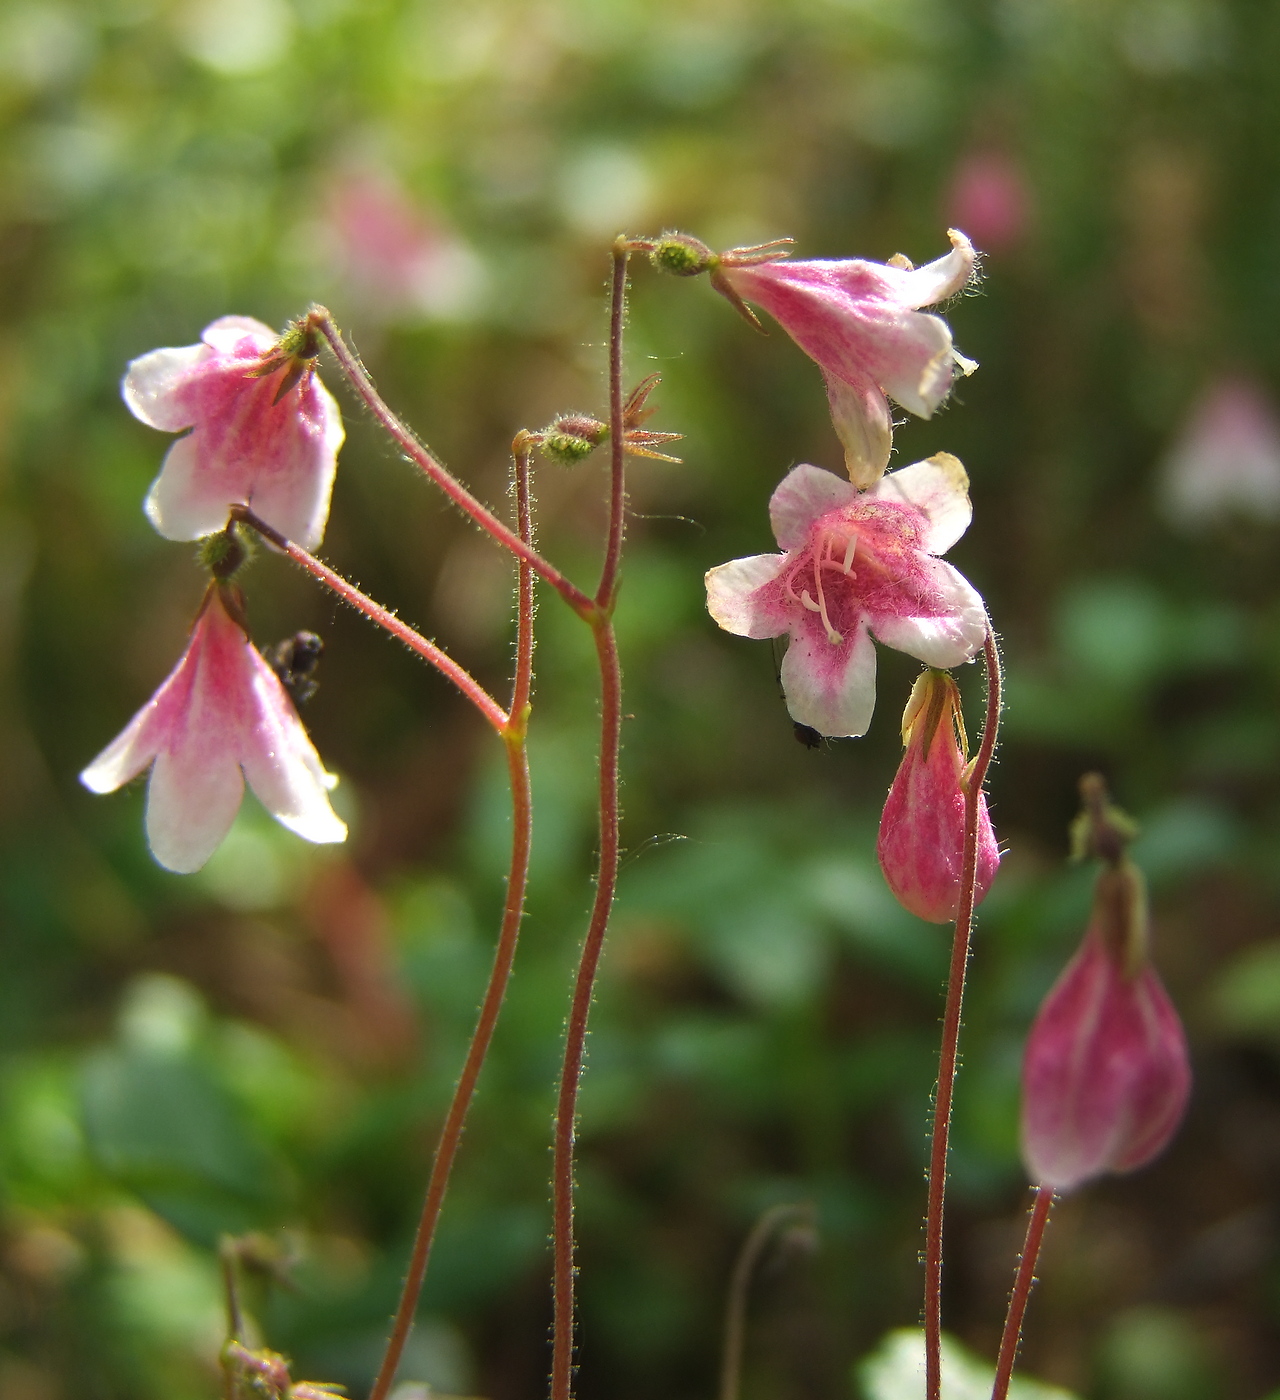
top-left (1020, 778), bottom-right (1191, 1193)
top-left (81, 584), bottom-right (347, 874)
top-left (124, 315), bottom-right (345, 549)
top-left (705, 457), bottom-right (988, 738)
top-left (714, 231), bottom-right (978, 487)
top-left (877, 669), bottom-right (999, 923)
top-left (1158, 374), bottom-right (1280, 528)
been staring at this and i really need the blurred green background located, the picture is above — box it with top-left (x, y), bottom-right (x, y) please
top-left (4, 0), bottom-right (1280, 1396)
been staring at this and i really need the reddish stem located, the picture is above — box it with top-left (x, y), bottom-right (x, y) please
top-left (308, 310), bottom-right (596, 620)
top-left (229, 505), bottom-right (509, 734)
top-left (550, 242), bottom-right (631, 1400)
top-left (924, 628), bottom-right (1003, 1400)
top-left (366, 453), bottom-right (539, 1400)
top-left (991, 1186), bottom-right (1055, 1400)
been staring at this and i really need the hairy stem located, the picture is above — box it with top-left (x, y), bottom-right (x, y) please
top-left (719, 1205), bottom-right (811, 1400)
top-left (229, 505), bottom-right (509, 733)
top-left (924, 628), bottom-right (1003, 1400)
top-left (367, 457), bottom-right (538, 1400)
top-left (308, 309), bottom-right (595, 619)
top-left (991, 1186), bottom-right (1055, 1400)
top-left (550, 241), bottom-right (631, 1400)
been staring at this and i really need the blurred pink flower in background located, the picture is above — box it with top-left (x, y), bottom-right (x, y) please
top-left (1021, 859), bottom-right (1190, 1193)
top-left (717, 231), bottom-right (977, 487)
top-left (944, 149), bottom-right (1031, 254)
top-left (877, 668), bottom-right (999, 923)
top-left (321, 170), bottom-right (486, 323)
top-left (705, 456), bottom-right (988, 738)
top-left (1159, 374), bottom-right (1280, 526)
top-left (125, 315), bottom-right (344, 549)
top-left (81, 586), bottom-right (347, 874)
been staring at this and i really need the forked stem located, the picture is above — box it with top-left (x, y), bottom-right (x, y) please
top-left (991, 1186), bottom-right (1055, 1400)
top-left (549, 239), bottom-right (631, 1400)
top-left (924, 628), bottom-right (1003, 1400)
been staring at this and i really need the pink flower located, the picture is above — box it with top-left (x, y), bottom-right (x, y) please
top-left (876, 669), bottom-right (999, 923)
top-left (705, 456), bottom-right (988, 738)
top-left (1159, 374), bottom-right (1280, 527)
top-left (81, 585), bottom-right (347, 874)
top-left (716, 231), bottom-right (977, 487)
top-left (1021, 861), bottom-right (1191, 1193)
top-left (124, 315), bottom-right (345, 550)
top-left (944, 150), bottom-right (1031, 255)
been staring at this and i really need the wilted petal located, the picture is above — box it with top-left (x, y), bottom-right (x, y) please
top-left (824, 371), bottom-right (892, 487)
top-left (705, 554), bottom-right (788, 638)
top-left (870, 453), bottom-right (972, 554)
top-left (869, 558), bottom-right (987, 668)
top-left (769, 462), bottom-right (859, 549)
top-left (780, 620), bottom-right (877, 738)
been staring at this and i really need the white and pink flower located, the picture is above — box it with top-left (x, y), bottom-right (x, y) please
top-left (705, 457), bottom-right (988, 738)
top-left (124, 315), bottom-right (345, 550)
top-left (81, 585), bottom-right (347, 874)
top-left (717, 231), bottom-right (978, 486)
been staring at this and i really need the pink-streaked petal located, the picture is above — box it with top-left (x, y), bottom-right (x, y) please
top-left (705, 555), bottom-right (788, 638)
top-left (869, 558), bottom-right (988, 667)
top-left (824, 371), bottom-right (892, 488)
top-left (201, 315), bottom-right (278, 356)
top-left (145, 744), bottom-right (245, 874)
top-left (143, 432), bottom-right (243, 541)
top-left (870, 453), bottom-right (972, 554)
top-left (780, 619), bottom-right (877, 738)
top-left (873, 310), bottom-right (956, 418)
top-left (122, 344), bottom-right (213, 431)
top-left (239, 653), bottom-right (347, 846)
top-left (769, 463), bottom-right (859, 549)
top-left (893, 228), bottom-right (977, 308)
top-left (241, 377), bottom-right (345, 549)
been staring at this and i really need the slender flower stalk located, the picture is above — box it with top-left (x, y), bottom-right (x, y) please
top-left (305, 308), bottom-right (596, 619)
top-left (990, 1186), bottom-right (1055, 1400)
top-left (366, 447), bottom-right (538, 1400)
top-left (550, 239), bottom-right (631, 1400)
top-left (924, 628), bottom-right (1002, 1400)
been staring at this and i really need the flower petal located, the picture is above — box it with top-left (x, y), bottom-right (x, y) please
top-left (201, 315), bottom-right (278, 356)
top-left (239, 653), bottom-right (347, 846)
top-left (870, 453), bottom-right (972, 554)
top-left (873, 310), bottom-right (956, 418)
top-left (893, 228), bottom-right (977, 309)
top-left (705, 554), bottom-right (788, 638)
top-left (241, 377), bottom-right (345, 549)
top-left (824, 371), bottom-right (892, 488)
top-left (780, 619), bottom-right (877, 738)
top-left (768, 463), bottom-right (859, 549)
top-left (145, 743), bottom-right (246, 874)
top-left (122, 343), bottom-right (213, 432)
top-left (869, 558), bottom-right (987, 667)
top-left (143, 432), bottom-right (243, 541)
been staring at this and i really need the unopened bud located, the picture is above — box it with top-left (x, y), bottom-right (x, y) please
top-left (649, 233), bottom-right (716, 277)
top-left (876, 670), bottom-right (999, 923)
top-left (539, 414), bottom-right (609, 466)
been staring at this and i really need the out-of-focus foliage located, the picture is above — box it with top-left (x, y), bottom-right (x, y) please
top-left (3, 1), bottom-right (1280, 1398)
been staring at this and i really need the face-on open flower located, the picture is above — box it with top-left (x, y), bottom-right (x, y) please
top-left (1020, 778), bottom-right (1191, 1193)
top-left (877, 669), bottom-right (999, 923)
top-left (705, 457), bottom-right (988, 738)
top-left (81, 584), bottom-right (347, 874)
top-left (716, 231), bottom-right (977, 487)
top-left (124, 315), bottom-right (345, 549)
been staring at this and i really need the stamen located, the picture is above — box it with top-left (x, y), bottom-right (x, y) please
top-left (811, 551), bottom-right (843, 645)
top-left (841, 533), bottom-right (857, 575)
top-left (800, 589), bottom-right (821, 612)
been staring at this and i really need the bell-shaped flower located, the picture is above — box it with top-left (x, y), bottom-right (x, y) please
top-left (124, 315), bottom-right (345, 550)
top-left (705, 456), bottom-right (988, 738)
top-left (1021, 811), bottom-right (1191, 1193)
top-left (877, 669), bottom-right (999, 923)
top-left (81, 585), bottom-right (347, 874)
top-left (1158, 374), bottom-right (1280, 528)
top-left (716, 231), bottom-right (977, 487)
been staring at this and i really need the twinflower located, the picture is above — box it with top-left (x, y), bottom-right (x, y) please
top-left (705, 457), bottom-right (988, 738)
top-left (715, 231), bottom-right (977, 486)
top-left (81, 584), bottom-right (347, 873)
top-left (877, 669), bottom-right (999, 923)
top-left (124, 315), bottom-right (345, 549)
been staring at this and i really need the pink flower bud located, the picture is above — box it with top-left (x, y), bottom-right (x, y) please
top-left (1021, 857), bottom-right (1191, 1193)
top-left (876, 669), bottom-right (999, 922)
